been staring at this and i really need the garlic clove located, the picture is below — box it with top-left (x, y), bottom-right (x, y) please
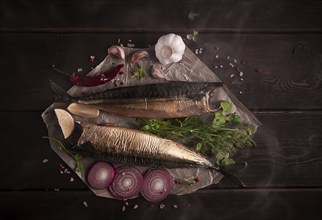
top-left (67, 103), bottom-right (100, 118)
top-left (108, 45), bottom-right (125, 60)
top-left (131, 50), bottom-right (149, 63)
top-left (151, 64), bottom-right (169, 80)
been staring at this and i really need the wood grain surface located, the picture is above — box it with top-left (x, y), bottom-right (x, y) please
top-left (1, 0), bottom-right (321, 219)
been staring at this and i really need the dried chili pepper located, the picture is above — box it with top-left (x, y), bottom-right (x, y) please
top-left (70, 64), bottom-right (124, 87)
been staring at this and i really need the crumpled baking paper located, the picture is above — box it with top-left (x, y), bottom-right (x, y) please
top-left (42, 46), bottom-right (261, 199)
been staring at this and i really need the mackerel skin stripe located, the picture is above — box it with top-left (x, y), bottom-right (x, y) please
top-left (74, 81), bottom-right (223, 103)
top-left (78, 122), bottom-right (214, 168)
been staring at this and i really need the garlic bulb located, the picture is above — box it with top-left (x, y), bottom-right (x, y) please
top-left (155, 33), bottom-right (185, 65)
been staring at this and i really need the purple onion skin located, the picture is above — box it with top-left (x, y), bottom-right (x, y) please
top-left (87, 161), bottom-right (116, 190)
top-left (141, 169), bottom-right (173, 202)
top-left (109, 166), bottom-right (144, 200)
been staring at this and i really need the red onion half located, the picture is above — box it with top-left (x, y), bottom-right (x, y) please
top-left (109, 166), bottom-right (144, 200)
top-left (87, 161), bottom-right (116, 189)
top-left (141, 169), bottom-right (173, 202)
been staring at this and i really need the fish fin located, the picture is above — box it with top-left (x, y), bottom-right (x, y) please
top-left (49, 80), bottom-right (72, 102)
top-left (212, 166), bottom-right (247, 188)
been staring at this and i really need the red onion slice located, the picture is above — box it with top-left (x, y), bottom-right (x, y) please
top-left (87, 161), bottom-right (116, 190)
top-left (109, 166), bottom-right (144, 200)
top-left (141, 169), bottom-right (173, 202)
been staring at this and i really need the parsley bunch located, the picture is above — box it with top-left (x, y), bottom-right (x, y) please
top-left (137, 101), bottom-right (256, 166)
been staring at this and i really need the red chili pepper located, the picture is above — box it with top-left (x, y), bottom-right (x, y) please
top-left (70, 64), bottom-right (124, 87)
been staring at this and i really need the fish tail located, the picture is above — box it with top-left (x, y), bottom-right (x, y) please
top-left (49, 80), bottom-right (72, 102)
top-left (211, 166), bottom-right (247, 188)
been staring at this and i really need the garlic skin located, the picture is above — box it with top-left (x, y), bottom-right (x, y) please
top-left (107, 45), bottom-right (125, 60)
top-left (131, 50), bottom-right (149, 63)
top-left (155, 33), bottom-right (186, 65)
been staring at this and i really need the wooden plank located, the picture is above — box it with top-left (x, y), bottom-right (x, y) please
top-left (0, 33), bottom-right (321, 110)
top-left (1, 0), bottom-right (322, 32)
top-left (1, 189), bottom-right (321, 220)
top-left (0, 112), bottom-right (321, 189)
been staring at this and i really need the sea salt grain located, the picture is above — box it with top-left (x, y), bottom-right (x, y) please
top-left (77, 68), bottom-right (83, 72)
top-left (133, 204), bottom-right (139, 209)
top-left (122, 206), bottom-right (126, 212)
top-left (70, 177), bottom-right (74, 182)
top-left (239, 72), bottom-right (244, 77)
top-left (215, 54), bottom-right (219, 59)
top-left (195, 49), bottom-right (199, 55)
top-left (173, 204), bottom-right (178, 209)
top-left (230, 74), bottom-right (235, 78)
top-left (42, 159), bottom-right (48, 164)
top-left (83, 201), bottom-right (88, 208)
top-left (160, 204), bottom-right (166, 209)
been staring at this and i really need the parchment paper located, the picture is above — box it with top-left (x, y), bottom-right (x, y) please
top-left (42, 46), bottom-right (261, 200)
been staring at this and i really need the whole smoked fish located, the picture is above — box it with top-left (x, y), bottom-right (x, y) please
top-left (51, 81), bottom-right (223, 118)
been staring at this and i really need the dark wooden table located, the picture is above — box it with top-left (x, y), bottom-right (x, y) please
top-left (1, 0), bottom-right (322, 219)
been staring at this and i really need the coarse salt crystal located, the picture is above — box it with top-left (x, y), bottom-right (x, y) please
top-left (240, 91), bottom-right (243, 94)
top-left (54, 188), bottom-right (60, 192)
top-left (160, 204), bottom-right (166, 209)
top-left (133, 204), bottom-right (139, 209)
top-left (214, 66), bottom-right (218, 69)
top-left (122, 206), bottom-right (126, 212)
top-left (83, 201), bottom-right (88, 207)
top-left (234, 59), bottom-right (237, 63)
top-left (70, 177), bottom-right (74, 182)
top-left (220, 65), bottom-right (224, 69)
top-left (230, 74), bottom-right (235, 78)
top-left (195, 49), bottom-right (199, 55)
top-left (239, 72), bottom-right (244, 77)
top-left (77, 68), bottom-right (83, 72)
top-left (215, 54), bottom-right (219, 59)
top-left (229, 63), bottom-right (234, 68)
top-left (227, 56), bottom-right (230, 60)
top-left (42, 159), bottom-right (48, 164)
top-left (173, 204), bottom-right (178, 209)
top-left (127, 43), bottom-right (135, 47)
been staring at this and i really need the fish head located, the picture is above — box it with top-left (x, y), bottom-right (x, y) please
top-left (203, 89), bottom-right (222, 112)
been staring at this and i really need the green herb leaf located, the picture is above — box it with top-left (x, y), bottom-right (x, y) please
top-left (186, 30), bottom-right (198, 42)
top-left (220, 100), bottom-right (233, 113)
top-left (132, 64), bottom-right (146, 80)
top-left (137, 100), bottom-right (256, 167)
top-left (42, 136), bottom-right (84, 172)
